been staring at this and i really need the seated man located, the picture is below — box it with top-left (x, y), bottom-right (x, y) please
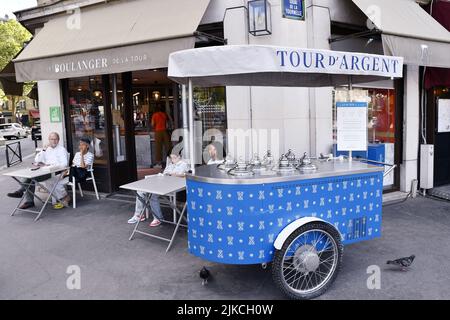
top-left (127, 148), bottom-right (189, 227)
top-left (7, 132), bottom-right (69, 209)
top-left (206, 142), bottom-right (224, 165)
top-left (60, 137), bottom-right (95, 206)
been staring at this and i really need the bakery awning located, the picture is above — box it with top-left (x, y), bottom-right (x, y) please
top-left (352, 0), bottom-right (450, 68)
top-left (0, 61), bottom-right (23, 96)
top-left (14, 0), bottom-right (210, 82)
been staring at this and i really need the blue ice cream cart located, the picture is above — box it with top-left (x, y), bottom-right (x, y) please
top-left (168, 45), bottom-right (403, 299)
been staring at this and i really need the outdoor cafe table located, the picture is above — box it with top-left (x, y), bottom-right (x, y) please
top-left (3, 165), bottom-right (69, 221)
top-left (120, 175), bottom-right (187, 252)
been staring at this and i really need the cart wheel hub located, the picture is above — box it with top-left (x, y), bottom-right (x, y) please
top-left (293, 245), bottom-right (320, 273)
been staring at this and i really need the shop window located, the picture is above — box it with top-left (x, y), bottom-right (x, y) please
top-left (67, 76), bottom-right (107, 165)
top-left (333, 87), bottom-right (397, 189)
top-left (193, 86), bottom-right (227, 163)
top-left (333, 88), bottom-right (396, 144)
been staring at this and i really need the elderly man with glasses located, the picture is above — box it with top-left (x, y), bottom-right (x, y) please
top-left (7, 132), bottom-right (69, 210)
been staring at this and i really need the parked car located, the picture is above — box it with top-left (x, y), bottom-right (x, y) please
top-left (23, 126), bottom-right (32, 135)
top-left (0, 123), bottom-right (28, 139)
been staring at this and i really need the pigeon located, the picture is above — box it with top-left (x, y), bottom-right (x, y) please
top-left (387, 255), bottom-right (415, 270)
top-left (199, 266), bottom-right (210, 285)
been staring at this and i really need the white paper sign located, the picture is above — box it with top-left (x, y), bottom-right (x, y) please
top-left (438, 99), bottom-right (450, 133)
top-left (337, 102), bottom-right (368, 151)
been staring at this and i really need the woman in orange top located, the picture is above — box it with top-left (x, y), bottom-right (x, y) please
top-left (151, 104), bottom-right (171, 166)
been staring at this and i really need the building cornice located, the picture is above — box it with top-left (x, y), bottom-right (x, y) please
top-left (14, 0), bottom-right (117, 25)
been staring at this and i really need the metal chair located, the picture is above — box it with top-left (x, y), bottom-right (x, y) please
top-left (68, 164), bottom-right (100, 208)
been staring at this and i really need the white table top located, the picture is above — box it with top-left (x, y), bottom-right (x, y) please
top-left (120, 175), bottom-right (186, 195)
top-left (3, 166), bottom-right (68, 179)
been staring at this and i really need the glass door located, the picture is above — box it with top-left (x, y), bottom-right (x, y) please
top-left (65, 75), bottom-right (110, 192)
top-left (106, 73), bottom-right (137, 190)
top-left (131, 69), bottom-right (177, 179)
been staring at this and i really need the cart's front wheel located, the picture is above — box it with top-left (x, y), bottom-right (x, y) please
top-left (272, 222), bottom-right (343, 299)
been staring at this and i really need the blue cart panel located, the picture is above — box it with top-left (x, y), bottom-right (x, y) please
top-left (186, 171), bottom-right (383, 265)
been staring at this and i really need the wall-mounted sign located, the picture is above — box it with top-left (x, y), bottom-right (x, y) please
top-left (49, 106), bottom-right (62, 123)
top-left (437, 99), bottom-right (450, 133)
top-left (337, 101), bottom-right (368, 152)
top-left (282, 0), bottom-right (305, 21)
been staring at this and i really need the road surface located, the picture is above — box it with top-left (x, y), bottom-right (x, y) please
top-left (0, 136), bottom-right (42, 170)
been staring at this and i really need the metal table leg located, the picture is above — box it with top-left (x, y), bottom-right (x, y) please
top-left (172, 192), bottom-right (177, 223)
top-left (33, 171), bottom-right (66, 221)
top-left (165, 202), bottom-right (187, 253)
top-left (129, 192), bottom-right (150, 241)
top-left (127, 190), bottom-right (188, 251)
top-left (10, 171), bottom-right (67, 221)
top-left (10, 177), bottom-right (34, 217)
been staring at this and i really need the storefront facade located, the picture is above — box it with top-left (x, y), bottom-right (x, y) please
top-left (14, 0), bottom-right (450, 194)
top-left (14, 0), bottom-right (222, 192)
top-left (423, 1), bottom-right (450, 189)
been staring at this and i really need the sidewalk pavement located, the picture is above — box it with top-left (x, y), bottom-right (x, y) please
top-left (0, 163), bottom-right (449, 300)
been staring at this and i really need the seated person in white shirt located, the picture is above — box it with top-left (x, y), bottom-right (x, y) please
top-left (69, 137), bottom-right (95, 182)
top-left (128, 148), bottom-right (189, 227)
top-left (7, 132), bottom-right (68, 210)
top-left (60, 137), bottom-right (95, 206)
top-left (206, 142), bottom-right (224, 165)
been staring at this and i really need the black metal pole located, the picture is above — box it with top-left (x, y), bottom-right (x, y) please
top-left (6, 144), bottom-right (10, 167)
top-left (18, 140), bottom-right (22, 163)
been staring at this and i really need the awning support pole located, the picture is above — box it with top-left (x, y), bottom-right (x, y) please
top-left (348, 76), bottom-right (353, 163)
top-left (188, 78), bottom-right (195, 173)
top-left (181, 84), bottom-right (189, 160)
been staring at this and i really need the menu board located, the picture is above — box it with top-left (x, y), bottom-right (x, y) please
top-left (438, 99), bottom-right (450, 133)
top-left (337, 102), bottom-right (368, 151)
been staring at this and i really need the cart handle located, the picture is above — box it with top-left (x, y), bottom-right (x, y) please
top-left (357, 158), bottom-right (397, 178)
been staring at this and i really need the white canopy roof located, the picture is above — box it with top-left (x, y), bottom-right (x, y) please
top-left (168, 45), bottom-right (404, 87)
top-left (352, 0), bottom-right (450, 68)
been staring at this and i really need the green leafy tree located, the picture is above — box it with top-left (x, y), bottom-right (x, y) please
top-left (0, 18), bottom-right (33, 122)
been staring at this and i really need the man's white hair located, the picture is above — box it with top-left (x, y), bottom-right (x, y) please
top-left (49, 132), bottom-right (60, 140)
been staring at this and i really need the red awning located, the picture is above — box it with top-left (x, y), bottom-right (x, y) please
top-left (29, 109), bottom-right (40, 118)
top-left (424, 0), bottom-right (450, 89)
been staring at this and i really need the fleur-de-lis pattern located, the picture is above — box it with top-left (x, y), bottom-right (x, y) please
top-left (286, 202), bottom-right (292, 211)
top-left (277, 188), bottom-right (284, 198)
top-left (187, 172), bottom-right (383, 264)
top-left (258, 191), bottom-right (265, 200)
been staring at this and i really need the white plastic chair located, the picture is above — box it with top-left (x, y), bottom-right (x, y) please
top-left (68, 164), bottom-right (100, 208)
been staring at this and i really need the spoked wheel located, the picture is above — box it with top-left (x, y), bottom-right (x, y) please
top-left (272, 222), bottom-right (343, 300)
